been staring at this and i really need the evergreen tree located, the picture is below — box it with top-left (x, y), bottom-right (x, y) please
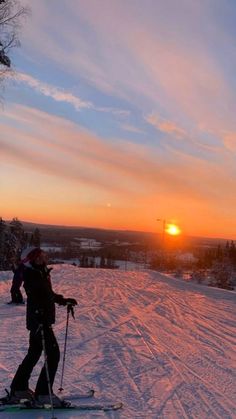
top-left (10, 217), bottom-right (24, 247)
top-left (84, 256), bottom-right (89, 267)
top-left (22, 231), bottom-right (29, 249)
top-left (216, 244), bottom-right (223, 261)
top-left (0, 217), bottom-right (7, 269)
top-left (0, 217), bottom-right (28, 269)
top-left (5, 217), bottom-right (24, 268)
top-left (89, 256), bottom-right (95, 268)
top-left (80, 254), bottom-right (89, 267)
top-left (107, 253), bottom-right (115, 269)
top-left (4, 229), bottom-right (17, 268)
top-left (229, 241), bottom-right (235, 260)
top-left (225, 241), bottom-right (230, 257)
top-left (80, 254), bottom-right (84, 267)
top-left (10, 217), bottom-right (23, 235)
top-left (210, 262), bottom-right (234, 290)
top-left (100, 255), bottom-right (106, 268)
top-left (150, 254), bottom-right (162, 270)
top-left (30, 228), bottom-right (41, 247)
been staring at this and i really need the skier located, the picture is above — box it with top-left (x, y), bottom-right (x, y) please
top-left (9, 263), bottom-right (25, 304)
top-left (9, 247), bottom-right (40, 304)
top-left (8, 247), bottom-right (77, 407)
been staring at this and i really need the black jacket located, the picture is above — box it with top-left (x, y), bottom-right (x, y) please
top-left (23, 263), bottom-right (64, 330)
top-left (10, 264), bottom-right (25, 303)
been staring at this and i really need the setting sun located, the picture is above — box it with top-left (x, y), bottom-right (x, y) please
top-left (166, 224), bottom-right (181, 236)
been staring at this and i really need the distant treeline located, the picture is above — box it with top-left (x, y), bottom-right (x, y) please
top-left (0, 217), bottom-right (41, 270)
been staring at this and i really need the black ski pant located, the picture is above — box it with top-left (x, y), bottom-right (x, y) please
top-left (10, 325), bottom-right (60, 395)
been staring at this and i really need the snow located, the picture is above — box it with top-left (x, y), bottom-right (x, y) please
top-left (41, 246), bottom-right (63, 252)
top-left (0, 265), bottom-right (235, 418)
top-left (75, 238), bottom-right (102, 250)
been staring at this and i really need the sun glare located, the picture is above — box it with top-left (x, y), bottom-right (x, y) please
top-left (166, 224), bottom-right (181, 236)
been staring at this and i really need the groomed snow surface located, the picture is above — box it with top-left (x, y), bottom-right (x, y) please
top-left (0, 266), bottom-right (235, 419)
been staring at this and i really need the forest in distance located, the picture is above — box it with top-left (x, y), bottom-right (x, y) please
top-left (21, 220), bottom-right (227, 250)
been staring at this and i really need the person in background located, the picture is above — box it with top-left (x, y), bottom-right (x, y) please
top-left (9, 247), bottom-right (38, 305)
top-left (9, 263), bottom-right (25, 304)
top-left (8, 247), bottom-right (77, 407)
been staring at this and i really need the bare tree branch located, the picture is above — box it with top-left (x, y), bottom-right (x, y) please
top-left (0, 0), bottom-right (29, 73)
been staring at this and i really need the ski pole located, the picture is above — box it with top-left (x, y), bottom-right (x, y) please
top-left (58, 304), bottom-right (74, 392)
top-left (40, 325), bottom-right (57, 419)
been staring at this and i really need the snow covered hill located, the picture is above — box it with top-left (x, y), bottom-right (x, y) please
top-left (0, 266), bottom-right (235, 418)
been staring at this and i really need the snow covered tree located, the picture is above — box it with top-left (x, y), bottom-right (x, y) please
top-left (5, 217), bottom-right (25, 268)
top-left (209, 262), bottom-right (234, 290)
top-left (30, 227), bottom-right (41, 247)
top-left (4, 229), bottom-right (17, 268)
top-left (9, 216), bottom-right (23, 235)
top-left (0, 217), bottom-right (28, 270)
top-left (191, 270), bottom-right (205, 284)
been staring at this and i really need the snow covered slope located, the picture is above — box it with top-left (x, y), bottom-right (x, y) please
top-left (0, 265), bottom-right (235, 418)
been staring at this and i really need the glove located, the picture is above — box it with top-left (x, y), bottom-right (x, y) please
top-left (65, 298), bottom-right (77, 319)
top-left (55, 294), bottom-right (66, 306)
top-left (65, 298), bottom-right (77, 306)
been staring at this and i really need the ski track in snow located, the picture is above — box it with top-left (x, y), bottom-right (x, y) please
top-left (0, 265), bottom-right (235, 418)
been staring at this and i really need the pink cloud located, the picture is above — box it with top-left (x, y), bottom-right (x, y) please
top-left (146, 114), bottom-right (186, 139)
top-left (120, 123), bottom-right (144, 134)
top-left (8, 72), bottom-right (129, 116)
top-left (2, 104), bottom-right (236, 236)
top-left (1, 104), bottom-right (235, 205)
top-left (2, 1), bottom-right (236, 236)
top-left (223, 132), bottom-right (236, 153)
top-left (21, 0), bottom-right (235, 139)
top-left (17, 73), bottom-right (92, 109)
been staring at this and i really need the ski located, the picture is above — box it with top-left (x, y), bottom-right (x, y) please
top-left (0, 389), bottom-right (94, 405)
top-left (0, 388), bottom-right (95, 406)
top-left (0, 389), bottom-right (95, 407)
top-left (0, 401), bottom-right (123, 412)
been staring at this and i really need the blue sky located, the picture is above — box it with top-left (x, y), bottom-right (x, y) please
top-left (1, 0), bottom-right (236, 238)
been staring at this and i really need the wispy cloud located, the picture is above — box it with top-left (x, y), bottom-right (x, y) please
top-left (0, 104), bottom-right (234, 202)
top-left (146, 114), bottom-right (186, 139)
top-left (16, 72), bottom-right (92, 110)
top-left (10, 72), bottom-right (129, 116)
top-left (223, 132), bottom-right (236, 153)
top-left (2, 104), bottom-right (236, 235)
top-left (23, 0), bottom-right (235, 138)
top-left (95, 107), bottom-right (130, 117)
top-left (3, 1), bottom-right (236, 235)
top-left (120, 123), bottom-right (144, 134)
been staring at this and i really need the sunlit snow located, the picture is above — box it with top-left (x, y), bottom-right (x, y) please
top-left (0, 265), bottom-right (235, 418)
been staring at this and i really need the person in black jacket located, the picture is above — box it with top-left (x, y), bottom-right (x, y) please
top-left (9, 263), bottom-right (25, 304)
top-left (9, 247), bottom-right (77, 406)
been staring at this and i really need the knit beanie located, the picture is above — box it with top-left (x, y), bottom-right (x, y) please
top-left (21, 247), bottom-right (43, 265)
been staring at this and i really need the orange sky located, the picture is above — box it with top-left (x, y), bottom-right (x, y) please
top-left (1, 1), bottom-right (236, 239)
top-left (0, 104), bottom-right (235, 239)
